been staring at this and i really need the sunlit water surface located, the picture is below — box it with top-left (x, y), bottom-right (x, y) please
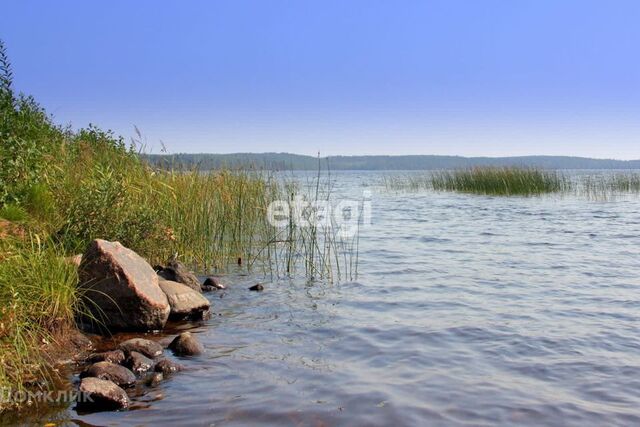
top-left (26, 171), bottom-right (640, 426)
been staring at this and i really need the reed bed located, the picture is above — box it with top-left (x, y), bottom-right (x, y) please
top-left (385, 167), bottom-right (567, 196)
top-left (385, 168), bottom-right (640, 198)
top-left (260, 172), bottom-right (361, 282)
top-left (577, 173), bottom-right (640, 199)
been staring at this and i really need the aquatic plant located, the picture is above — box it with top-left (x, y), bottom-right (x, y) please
top-left (385, 168), bottom-right (640, 199)
top-left (385, 167), bottom-right (567, 196)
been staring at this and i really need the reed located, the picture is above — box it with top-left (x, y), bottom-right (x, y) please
top-left (386, 167), bottom-right (568, 196)
top-left (431, 167), bottom-right (567, 195)
top-left (578, 172), bottom-right (640, 199)
top-left (385, 168), bottom-right (640, 199)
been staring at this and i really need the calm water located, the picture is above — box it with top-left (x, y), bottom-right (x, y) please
top-left (31, 171), bottom-right (640, 426)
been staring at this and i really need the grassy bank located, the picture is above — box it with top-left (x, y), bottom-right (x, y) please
top-left (0, 40), bottom-right (341, 411)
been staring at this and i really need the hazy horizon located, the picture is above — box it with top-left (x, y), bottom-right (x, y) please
top-left (148, 151), bottom-right (640, 162)
top-left (2, 1), bottom-right (639, 159)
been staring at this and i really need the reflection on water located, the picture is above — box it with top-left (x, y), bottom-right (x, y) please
top-left (24, 171), bottom-right (640, 426)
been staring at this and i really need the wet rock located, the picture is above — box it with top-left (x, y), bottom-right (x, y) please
top-left (80, 362), bottom-right (136, 388)
top-left (125, 351), bottom-right (154, 375)
top-left (158, 280), bottom-right (211, 320)
top-left (202, 276), bottom-right (225, 291)
top-left (78, 377), bottom-right (130, 410)
top-left (87, 350), bottom-right (126, 365)
top-left (145, 372), bottom-right (164, 387)
top-left (156, 258), bottom-right (202, 293)
top-left (154, 358), bottom-right (183, 375)
top-left (78, 239), bottom-right (170, 331)
top-left (118, 338), bottom-right (164, 359)
top-left (249, 283), bottom-right (264, 292)
top-left (168, 332), bottom-right (204, 356)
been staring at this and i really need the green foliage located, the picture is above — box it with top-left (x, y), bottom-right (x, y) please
top-left (57, 164), bottom-right (160, 254)
top-left (0, 237), bottom-right (80, 398)
top-left (0, 204), bottom-right (27, 222)
top-left (22, 183), bottom-right (56, 222)
top-left (385, 167), bottom-right (568, 196)
top-left (429, 168), bottom-right (567, 196)
top-left (0, 41), bottom-right (65, 207)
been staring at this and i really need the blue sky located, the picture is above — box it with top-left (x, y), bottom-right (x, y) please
top-left (1, 1), bottom-right (639, 158)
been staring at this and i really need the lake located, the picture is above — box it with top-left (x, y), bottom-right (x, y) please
top-left (27, 171), bottom-right (640, 426)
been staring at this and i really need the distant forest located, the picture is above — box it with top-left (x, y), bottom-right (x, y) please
top-left (143, 153), bottom-right (640, 171)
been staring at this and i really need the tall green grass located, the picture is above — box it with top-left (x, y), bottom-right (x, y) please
top-left (386, 167), bottom-right (567, 196)
top-left (0, 236), bottom-right (81, 398)
top-left (430, 167), bottom-right (568, 195)
top-left (385, 168), bottom-right (640, 198)
top-left (0, 38), bottom-right (356, 409)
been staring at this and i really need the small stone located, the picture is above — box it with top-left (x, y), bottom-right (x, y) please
top-left (119, 338), bottom-right (163, 359)
top-left (249, 283), bottom-right (264, 291)
top-left (145, 372), bottom-right (164, 387)
top-left (78, 377), bottom-right (130, 410)
top-left (125, 351), bottom-right (154, 375)
top-left (168, 332), bottom-right (204, 356)
top-left (154, 358), bottom-right (183, 375)
top-left (80, 362), bottom-right (136, 388)
top-left (87, 350), bottom-right (126, 365)
top-left (202, 277), bottom-right (225, 291)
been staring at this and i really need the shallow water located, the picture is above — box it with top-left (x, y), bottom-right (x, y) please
top-left (26, 171), bottom-right (640, 426)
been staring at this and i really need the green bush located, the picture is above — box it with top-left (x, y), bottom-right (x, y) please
top-left (56, 164), bottom-right (160, 253)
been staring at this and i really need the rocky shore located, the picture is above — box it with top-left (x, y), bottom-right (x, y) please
top-left (70, 239), bottom-right (224, 412)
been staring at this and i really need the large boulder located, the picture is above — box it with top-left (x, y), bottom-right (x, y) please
top-left (78, 239), bottom-right (170, 331)
top-left (78, 377), bottom-right (130, 410)
top-left (159, 280), bottom-right (211, 320)
top-left (157, 259), bottom-right (202, 293)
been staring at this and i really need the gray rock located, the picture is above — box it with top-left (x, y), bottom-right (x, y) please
top-left (202, 276), bottom-right (225, 291)
top-left (125, 351), bottom-right (154, 375)
top-left (78, 239), bottom-right (170, 331)
top-left (159, 280), bottom-right (210, 320)
top-left (87, 350), bottom-right (126, 365)
top-left (168, 332), bottom-right (204, 356)
top-left (154, 358), bottom-right (183, 375)
top-left (158, 259), bottom-right (202, 293)
top-left (118, 338), bottom-right (164, 359)
top-left (78, 377), bottom-right (130, 410)
top-left (80, 362), bottom-right (136, 388)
